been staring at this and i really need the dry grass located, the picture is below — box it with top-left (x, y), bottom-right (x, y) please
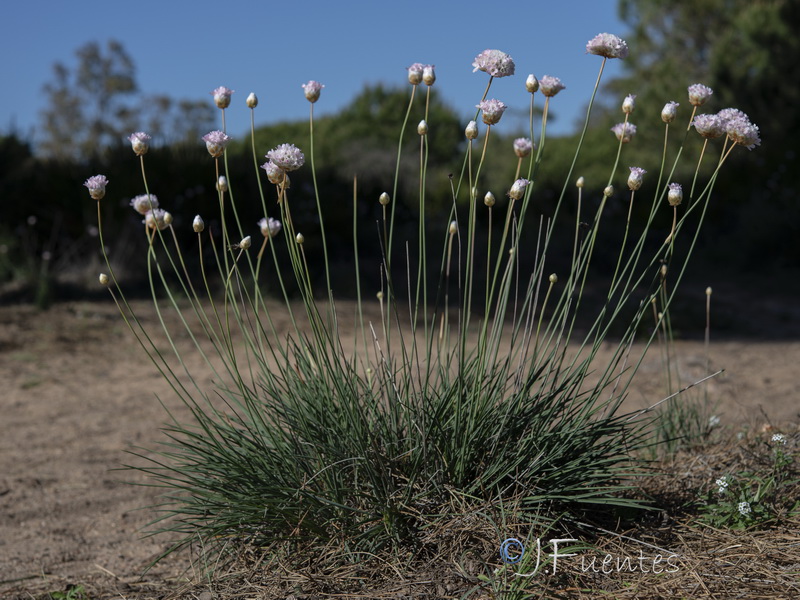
top-left (15, 435), bottom-right (791, 600)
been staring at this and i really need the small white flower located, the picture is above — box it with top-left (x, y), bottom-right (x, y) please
top-left (738, 501), bottom-right (751, 516)
top-left (771, 433), bottom-right (787, 445)
top-left (708, 415), bottom-right (721, 428)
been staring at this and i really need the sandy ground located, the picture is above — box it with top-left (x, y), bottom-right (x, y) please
top-left (0, 293), bottom-right (798, 597)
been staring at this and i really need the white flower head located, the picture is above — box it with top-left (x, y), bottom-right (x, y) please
top-left (771, 433), bottom-right (787, 445)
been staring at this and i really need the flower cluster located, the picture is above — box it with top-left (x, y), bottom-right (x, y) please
top-left (128, 132), bottom-right (151, 156)
top-left (202, 130), bottom-right (232, 158)
top-left (211, 86), bottom-right (234, 109)
top-left (627, 166), bottom-right (646, 191)
top-left (586, 33), bottom-right (629, 59)
top-left (611, 122), bottom-right (636, 143)
top-left (692, 114), bottom-right (725, 139)
top-left (302, 80), bottom-right (324, 103)
top-left (715, 477), bottom-right (729, 495)
top-left (472, 49), bottom-right (515, 78)
top-left (259, 217), bottom-right (282, 238)
top-left (144, 208), bottom-right (171, 231)
top-left (130, 193), bottom-right (159, 215)
top-left (539, 75), bottom-right (565, 97)
top-left (84, 175), bottom-right (108, 200)
top-left (688, 83), bottom-right (713, 107)
top-left (667, 183), bottom-right (683, 206)
top-left (513, 137), bottom-right (533, 158)
top-left (738, 501), bottom-right (752, 516)
top-left (266, 143), bottom-right (305, 172)
top-left (771, 433), bottom-right (787, 445)
top-left (477, 99), bottom-right (507, 125)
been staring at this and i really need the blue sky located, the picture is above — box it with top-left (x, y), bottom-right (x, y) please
top-left (3, 0), bottom-right (629, 146)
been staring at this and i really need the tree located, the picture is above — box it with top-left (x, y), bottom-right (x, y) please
top-left (607, 0), bottom-right (800, 267)
top-left (40, 40), bottom-right (139, 160)
top-left (39, 40), bottom-right (215, 160)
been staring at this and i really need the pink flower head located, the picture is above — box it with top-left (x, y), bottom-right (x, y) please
top-left (716, 108), bottom-right (748, 129)
top-left (84, 175), bottom-right (109, 200)
top-left (128, 132), bottom-right (151, 156)
top-left (586, 33), bottom-right (629, 59)
top-left (627, 167), bottom-right (646, 191)
top-left (266, 143), bottom-right (305, 171)
top-left (258, 217), bottom-right (282, 238)
top-left (692, 114), bottom-right (725, 139)
top-left (202, 130), bottom-right (232, 158)
top-left (508, 178), bottom-right (531, 201)
top-left (513, 137), bottom-right (533, 158)
top-left (725, 114), bottom-right (761, 150)
top-left (667, 183), bottom-right (683, 206)
top-left (302, 80), bottom-right (324, 103)
top-left (144, 208), bottom-right (170, 231)
top-left (472, 49), bottom-right (515, 78)
top-left (477, 98), bottom-right (507, 125)
top-left (260, 160), bottom-right (286, 184)
top-left (539, 75), bottom-right (565, 97)
top-left (611, 122), bottom-right (637, 143)
top-left (422, 64), bottom-right (436, 85)
top-left (407, 63), bottom-right (424, 85)
top-left (211, 86), bottom-right (234, 109)
top-left (661, 101), bottom-right (680, 123)
top-left (688, 84), bottom-right (713, 107)
top-left (130, 193), bottom-right (159, 215)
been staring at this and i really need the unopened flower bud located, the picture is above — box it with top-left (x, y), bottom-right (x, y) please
top-left (217, 175), bottom-right (228, 192)
top-left (376, 291), bottom-right (384, 300)
top-left (576, 176), bottom-right (585, 188)
top-left (465, 120), bottom-right (478, 140)
top-left (667, 183), bottom-right (683, 206)
top-left (422, 64), bottom-right (436, 86)
top-left (449, 220), bottom-right (458, 235)
top-left (99, 273), bottom-right (110, 286)
top-left (379, 192), bottom-right (390, 206)
top-left (622, 94), bottom-right (636, 114)
top-left (603, 185), bottom-right (614, 197)
top-left (706, 286), bottom-right (712, 296)
top-left (246, 92), bottom-right (258, 108)
top-left (525, 74), bottom-right (539, 93)
top-left (296, 233), bottom-right (305, 244)
top-left (508, 178), bottom-right (530, 201)
top-left (163, 211), bottom-right (173, 226)
top-left (484, 191), bottom-right (496, 207)
top-left (471, 186), bottom-right (479, 199)
top-left (549, 273), bottom-right (558, 284)
top-left (417, 120), bottom-right (428, 135)
top-left (661, 265), bottom-right (668, 277)
top-left (193, 215), bottom-right (205, 233)
top-left (661, 101), bottom-right (679, 123)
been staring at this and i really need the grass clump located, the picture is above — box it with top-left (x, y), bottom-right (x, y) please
top-left (85, 35), bottom-right (763, 579)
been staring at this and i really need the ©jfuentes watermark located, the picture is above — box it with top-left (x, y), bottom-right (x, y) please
top-left (499, 537), bottom-right (679, 576)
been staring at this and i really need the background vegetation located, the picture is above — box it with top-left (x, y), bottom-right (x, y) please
top-left (2, 0), bottom-right (797, 305)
